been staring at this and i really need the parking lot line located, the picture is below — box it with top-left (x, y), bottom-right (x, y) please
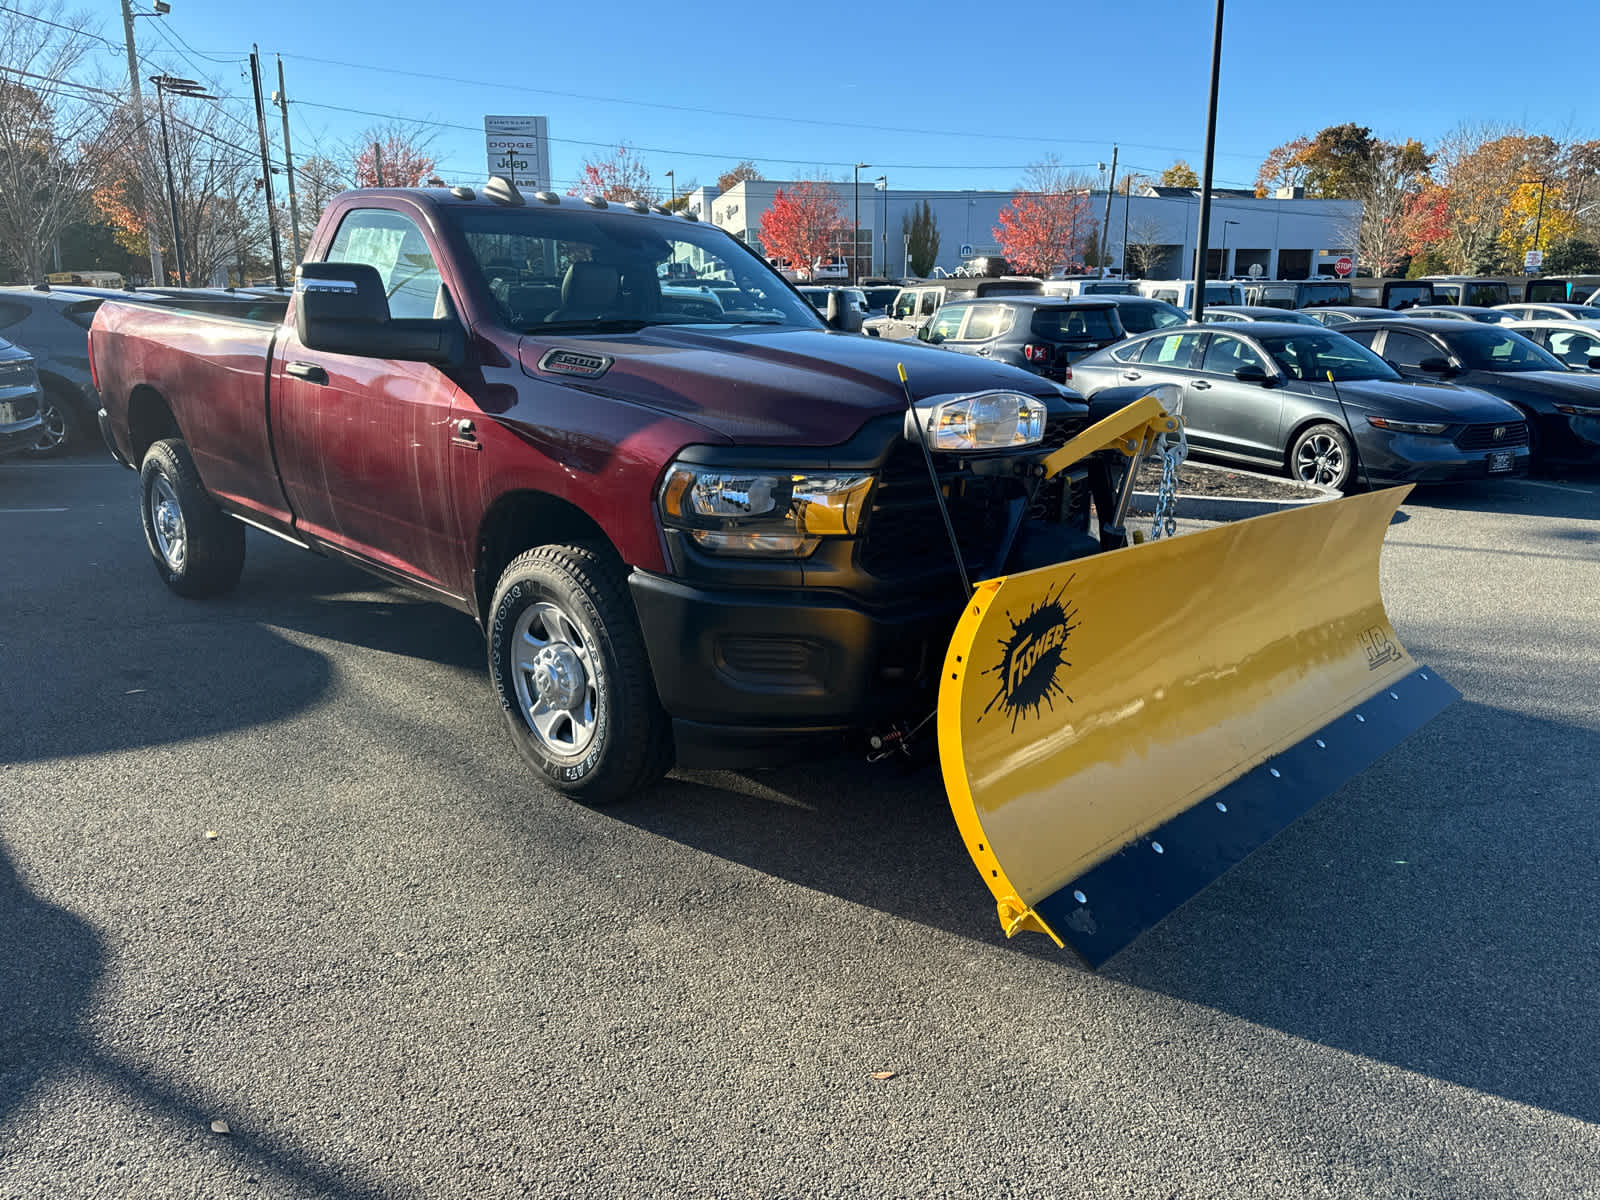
top-left (1522, 480), bottom-right (1596, 495)
top-left (0, 507), bottom-right (69, 513)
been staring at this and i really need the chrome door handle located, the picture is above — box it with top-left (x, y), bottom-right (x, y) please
top-left (1122, 370), bottom-right (1142, 380)
top-left (1191, 380), bottom-right (1212, 389)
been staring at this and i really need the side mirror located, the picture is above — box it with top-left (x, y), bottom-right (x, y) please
top-left (1417, 356), bottom-right (1453, 375)
top-left (296, 262), bottom-right (464, 365)
top-left (1233, 365), bottom-right (1272, 385)
top-left (824, 289), bottom-right (862, 333)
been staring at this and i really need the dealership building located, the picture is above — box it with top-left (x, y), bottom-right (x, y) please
top-left (682, 180), bottom-right (1362, 281)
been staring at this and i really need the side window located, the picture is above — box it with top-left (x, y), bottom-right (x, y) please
top-left (1154, 289), bottom-right (1178, 304)
top-left (961, 304), bottom-right (1007, 340)
top-left (327, 208), bottom-right (445, 321)
top-left (1342, 327), bottom-right (1380, 350)
top-left (919, 290), bottom-right (941, 316)
top-left (1141, 332), bottom-right (1200, 367)
top-left (1201, 334), bottom-right (1266, 375)
top-left (892, 291), bottom-right (916, 319)
top-left (1109, 340), bottom-right (1144, 363)
top-left (1549, 330), bottom-right (1600, 366)
top-left (927, 307), bottom-right (966, 341)
top-left (1380, 331), bottom-right (1437, 369)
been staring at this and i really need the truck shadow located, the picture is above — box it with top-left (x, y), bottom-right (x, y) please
top-left (616, 696), bottom-right (1600, 1123)
top-left (0, 839), bottom-right (400, 1199)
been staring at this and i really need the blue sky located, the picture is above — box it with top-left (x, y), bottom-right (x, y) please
top-left (119, 0), bottom-right (1594, 196)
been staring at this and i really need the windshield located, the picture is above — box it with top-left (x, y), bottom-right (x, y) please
top-left (1031, 307), bottom-right (1119, 341)
top-left (1567, 305), bottom-right (1600, 319)
top-left (1446, 328), bottom-right (1565, 372)
top-left (449, 208), bottom-right (821, 333)
top-left (1298, 283), bottom-right (1353, 307)
top-left (1256, 331), bottom-right (1399, 381)
top-left (1117, 301), bottom-right (1188, 333)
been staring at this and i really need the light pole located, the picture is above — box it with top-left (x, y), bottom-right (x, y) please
top-left (853, 162), bottom-right (870, 283)
top-left (1220, 219), bottom-right (1239, 279)
top-left (875, 175), bottom-right (886, 278)
top-left (666, 170), bottom-right (675, 209)
top-left (1191, 0), bottom-right (1225, 324)
top-left (149, 74), bottom-right (214, 288)
top-left (124, 0), bottom-right (172, 283)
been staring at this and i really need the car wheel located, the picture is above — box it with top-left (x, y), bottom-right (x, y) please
top-left (139, 438), bottom-right (246, 597)
top-left (24, 388), bottom-right (79, 457)
top-left (488, 544), bottom-right (673, 804)
top-left (1288, 422), bottom-right (1358, 493)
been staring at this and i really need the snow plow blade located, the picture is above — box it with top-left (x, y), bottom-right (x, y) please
top-left (937, 485), bottom-right (1457, 967)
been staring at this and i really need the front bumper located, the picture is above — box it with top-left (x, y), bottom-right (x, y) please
top-left (1358, 431), bottom-right (1531, 482)
top-left (630, 569), bottom-right (959, 768)
top-left (0, 414), bottom-right (42, 460)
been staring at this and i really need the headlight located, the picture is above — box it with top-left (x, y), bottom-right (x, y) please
top-left (904, 391), bottom-right (1048, 452)
top-left (1554, 403), bottom-right (1600, 416)
top-left (659, 465), bottom-right (875, 557)
top-left (0, 360), bottom-right (36, 388)
top-left (1367, 416), bottom-right (1448, 435)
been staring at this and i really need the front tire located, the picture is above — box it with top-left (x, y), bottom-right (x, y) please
top-left (139, 438), bottom-right (245, 597)
top-left (1289, 422), bottom-right (1358, 493)
top-left (488, 544), bottom-right (673, 804)
top-left (25, 387), bottom-right (80, 457)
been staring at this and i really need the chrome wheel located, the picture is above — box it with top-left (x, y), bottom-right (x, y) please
top-left (1294, 433), bottom-right (1346, 488)
top-left (510, 601), bottom-right (599, 756)
top-left (31, 398), bottom-right (70, 453)
top-left (149, 475), bottom-right (187, 572)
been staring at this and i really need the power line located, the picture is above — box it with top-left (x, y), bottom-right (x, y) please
top-left (0, 3), bottom-right (123, 54)
top-left (272, 49), bottom-right (1268, 164)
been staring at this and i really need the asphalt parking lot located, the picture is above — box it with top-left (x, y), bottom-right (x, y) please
top-left (3, 453), bottom-right (1598, 1199)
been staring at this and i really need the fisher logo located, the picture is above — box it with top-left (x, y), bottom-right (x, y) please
top-left (982, 578), bottom-right (1079, 731)
top-left (1360, 625), bottom-right (1401, 670)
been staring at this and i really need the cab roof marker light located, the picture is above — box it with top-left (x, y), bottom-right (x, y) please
top-left (482, 176), bottom-right (525, 207)
top-left (533, 191), bottom-right (560, 205)
top-left (583, 195), bottom-right (607, 209)
top-left (625, 199), bottom-right (649, 213)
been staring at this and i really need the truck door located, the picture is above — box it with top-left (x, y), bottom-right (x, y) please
top-left (272, 205), bottom-right (467, 598)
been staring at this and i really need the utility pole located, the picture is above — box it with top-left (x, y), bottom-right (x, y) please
top-left (854, 162), bottom-right (870, 284)
top-left (1191, 0), bottom-right (1225, 324)
top-left (248, 47), bottom-right (285, 288)
top-left (274, 56), bottom-right (302, 265)
top-left (1122, 176), bottom-right (1131, 278)
top-left (121, 0), bottom-right (165, 284)
top-left (876, 175), bottom-right (887, 277)
top-left (1100, 146), bottom-right (1118, 278)
top-left (148, 75), bottom-right (213, 287)
top-left (373, 142), bottom-right (385, 187)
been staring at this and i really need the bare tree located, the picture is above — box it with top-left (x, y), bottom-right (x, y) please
top-left (0, 4), bottom-right (121, 281)
top-left (1122, 215), bottom-right (1168, 279)
top-left (294, 153), bottom-right (347, 247)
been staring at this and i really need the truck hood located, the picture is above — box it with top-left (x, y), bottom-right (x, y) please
top-left (517, 326), bottom-right (1065, 445)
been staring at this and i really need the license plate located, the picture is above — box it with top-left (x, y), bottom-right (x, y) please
top-left (1488, 450), bottom-right (1514, 473)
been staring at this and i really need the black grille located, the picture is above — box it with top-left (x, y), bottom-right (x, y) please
top-left (858, 443), bottom-right (1027, 581)
top-left (1456, 421), bottom-right (1528, 451)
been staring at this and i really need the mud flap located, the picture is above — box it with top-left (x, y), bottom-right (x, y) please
top-left (937, 486), bottom-right (1458, 967)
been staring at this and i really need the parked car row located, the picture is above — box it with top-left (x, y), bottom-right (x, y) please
top-left (860, 276), bottom-right (1600, 490)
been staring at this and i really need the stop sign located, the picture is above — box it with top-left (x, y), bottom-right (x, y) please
top-left (1335, 256), bottom-right (1353, 277)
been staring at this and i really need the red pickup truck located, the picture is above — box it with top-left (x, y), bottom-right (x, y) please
top-left (91, 182), bottom-right (1101, 802)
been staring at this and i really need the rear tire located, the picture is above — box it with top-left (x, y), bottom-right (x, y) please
top-left (1288, 422), bottom-right (1358, 493)
top-left (139, 438), bottom-right (245, 597)
top-left (488, 544), bottom-right (673, 804)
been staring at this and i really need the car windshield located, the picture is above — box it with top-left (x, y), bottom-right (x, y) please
top-left (1445, 328), bottom-right (1565, 372)
top-left (1568, 305), bottom-right (1600, 319)
top-left (1257, 331), bottom-right (1399, 381)
top-left (1117, 301), bottom-right (1188, 333)
top-left (1031, 307), bottom-right (1119, 340)
top-left (450, 208), bottom-right (821, 333)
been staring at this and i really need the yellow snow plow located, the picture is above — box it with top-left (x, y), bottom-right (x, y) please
top-left (918, 384), bottom-right (1457, 966)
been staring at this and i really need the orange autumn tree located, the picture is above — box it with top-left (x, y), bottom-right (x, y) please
top-left (993, 189), bottom-right (1093, 276)
top-left (757, 181), bottom-right (846, 273)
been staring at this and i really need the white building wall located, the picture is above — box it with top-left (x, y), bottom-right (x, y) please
top-left (708, 180), bottom-right (1361, 280)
